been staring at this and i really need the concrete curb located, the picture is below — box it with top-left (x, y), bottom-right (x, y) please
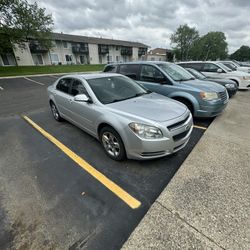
top-left (122, 91), bottom-right (250, 250)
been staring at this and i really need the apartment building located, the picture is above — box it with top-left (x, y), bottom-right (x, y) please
top-left (146, 48), bottom-right (174, 62)
top-left (0, 32), bottom-right (148, 66)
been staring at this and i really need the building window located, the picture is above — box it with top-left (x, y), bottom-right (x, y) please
top-left (51, 41), bottom-right (57, 48)
top-left (51, 53), bottom-right (59, 63)
top-left (65, 54), bottom-right (72, 62)
top-left (63, 41), bottom-right (68, 48)
top-left (107, 55), bottom-right (112, 63)
top-left (116, 46), bottom-right (119, 51)
top-left (116, 56), bottom-right (119, 62)
top-left (32, 54), bottom-right (43, 65)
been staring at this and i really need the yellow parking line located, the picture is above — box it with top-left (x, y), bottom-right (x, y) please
top-left (193, 125), bottom-right (207, 130)
top-left (22, 115), bottom-right (141, 209)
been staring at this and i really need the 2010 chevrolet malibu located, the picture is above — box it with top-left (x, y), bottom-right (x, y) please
top-left (47, 73), bottom-right (193, 161)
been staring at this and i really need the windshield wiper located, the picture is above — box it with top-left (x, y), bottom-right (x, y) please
top-left (179, 77), bottom-right (195, 81)
top-left (108, 91), bottom-right (150, 104)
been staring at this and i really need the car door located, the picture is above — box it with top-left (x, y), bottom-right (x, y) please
top-left (201, 63), bottom-right (223, 78)
top-left (68, 78), bottom-right (98, 135)
top-left (54, 78), bottom-right (73, 119)
top-left (137, 64), bottom-right (175, 96)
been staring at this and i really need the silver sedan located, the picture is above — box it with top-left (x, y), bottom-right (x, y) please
top-left (47, 73), bottom-right (193, 161)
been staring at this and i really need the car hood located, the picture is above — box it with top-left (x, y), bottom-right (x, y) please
top-left (106, 93), bottom-right (187, 122)
top-left (205, 78), bottom-right (236, 85)
top-left (226, 70), bottom-right (249, 76)
top-left (181, 79), bottom-right (225, 92)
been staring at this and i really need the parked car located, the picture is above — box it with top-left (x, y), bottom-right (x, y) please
top-left (177, 61), bottom-right (250, 89)
top-left (47, 73), bottom-right (193, 161)
top-left (219, 60), bottom-right (250, 73)
top-left (182, 67), bottom-right (238, 97)
top-left (104, 62), bottom-right (229, 118)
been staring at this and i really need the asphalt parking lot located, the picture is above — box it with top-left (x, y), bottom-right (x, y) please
top-left (0, 75), bottom-right (213, 250)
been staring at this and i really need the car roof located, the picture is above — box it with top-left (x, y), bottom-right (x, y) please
top-left (106, 61), bottom-right (172, 66)
top-left (60, 73), bottom-right (121, 80)
top-left (178, 61), bottom-right (209, 64)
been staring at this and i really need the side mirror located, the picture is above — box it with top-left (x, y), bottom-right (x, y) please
top-left (217, 68), bottom-right (223, 73)
top-left (74, 94), bottom-right (91, 102)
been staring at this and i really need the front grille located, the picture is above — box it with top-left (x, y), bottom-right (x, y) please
top-left (218, 91), bottom-right (227, 102)
top-left (172, 129), bottom-right (190, 141)
top-left (167, 114), bottom-right (190, 131)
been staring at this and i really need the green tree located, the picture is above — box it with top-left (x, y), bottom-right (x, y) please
top-left (230, 45), bottom-right (250, 61)
top-left (171, 24), bottom-right (199, 60)
top-left (0, 0), bottom-right (53, 54)
top-left (195, 32), bottom-right (228, 60)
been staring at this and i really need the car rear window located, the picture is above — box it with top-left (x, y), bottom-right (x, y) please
top-left (104, 65), bottom-right (118, 73)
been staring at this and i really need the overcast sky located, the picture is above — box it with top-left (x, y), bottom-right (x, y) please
top-left (32, 0), bottom-right (250, 53)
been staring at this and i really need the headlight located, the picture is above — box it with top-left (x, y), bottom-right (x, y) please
top-left (225, 83), bottom-right (235, 89)
top-left (129, 122), bottom-right (163, 139)
top-left (200, 92), bottom-right (219, 101)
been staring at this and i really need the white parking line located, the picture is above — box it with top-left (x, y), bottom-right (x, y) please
top-left (24, 77), bottom-right (45, 86)
top-left (0, 86), bottom-right (3, 91)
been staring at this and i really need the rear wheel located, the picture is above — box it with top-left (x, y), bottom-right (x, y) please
top-left (100, 126), bottom-right (126, 161)
top-left (50, 101), bottom-right (62, 122)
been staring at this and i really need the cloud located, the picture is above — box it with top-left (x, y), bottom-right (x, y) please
top-left (30, 0), bottom-right (250, 53)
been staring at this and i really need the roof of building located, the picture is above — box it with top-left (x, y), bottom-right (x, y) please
top-left (148, 48), bottom-right (172, 55)
top-left (51, 32), bottom-right (149, 48)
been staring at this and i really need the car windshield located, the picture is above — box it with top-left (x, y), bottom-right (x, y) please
top-left (157, 63), bottom-right (195, 81)
top-left (217, 62), bottom-right (232, 72)
top-left (222, 62), bottom-right (236, 71)
top-left (186, 68), bottom-right (206, 80)
top-left (87, 75), bottom-right (149, 104)
top-left (232, 61), bottom-right (240, 67)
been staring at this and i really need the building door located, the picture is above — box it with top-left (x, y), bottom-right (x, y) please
top-left (79, 55), bottom-right (85, 64)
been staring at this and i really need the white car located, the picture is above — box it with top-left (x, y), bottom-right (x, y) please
top-left (219, 61), bottom-right (250, 74)
top-left (177, 61), bottom-right (250, 89)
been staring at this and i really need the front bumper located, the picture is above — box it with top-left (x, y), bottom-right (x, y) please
top-left (124, 113), bottom-right (193, 160)
top-left (195, 101), bottom-right (228, 118)
top-left (239, 79), bottom-right (250, 89)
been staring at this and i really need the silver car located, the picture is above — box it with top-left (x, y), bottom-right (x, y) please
top-left (47, 73), bottom-right (193, 161)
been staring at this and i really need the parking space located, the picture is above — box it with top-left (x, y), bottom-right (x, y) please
top-left (0, 75), bottom-right (213, 249)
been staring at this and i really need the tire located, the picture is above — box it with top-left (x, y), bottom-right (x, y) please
top-left (175, 98), bottom-right (194, 115)
top-left (100, 126), bottom-right (126, 161)
top-left (50, 101), bottom-right (63, 122)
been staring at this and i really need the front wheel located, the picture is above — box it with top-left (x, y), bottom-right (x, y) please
top-left (50, 102), bottom-right (63, 122)
top-left (100, 127), bottom-right (126, 161)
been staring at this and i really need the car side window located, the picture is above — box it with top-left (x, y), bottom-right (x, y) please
top-left (104, 65), bottom-right (117, 73)
top-left (186, 63), bottom-right (202, 71)
top-left (203, 63), bottom-right (220, 72)
top-left (119, 64), bottom-right (140, 80)
top-left (140, 65), bottom-right (166, 84)
top-left (71, 79), bottom-right (88, 96)
top-left (56, 78), bottom-right (71, 94)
